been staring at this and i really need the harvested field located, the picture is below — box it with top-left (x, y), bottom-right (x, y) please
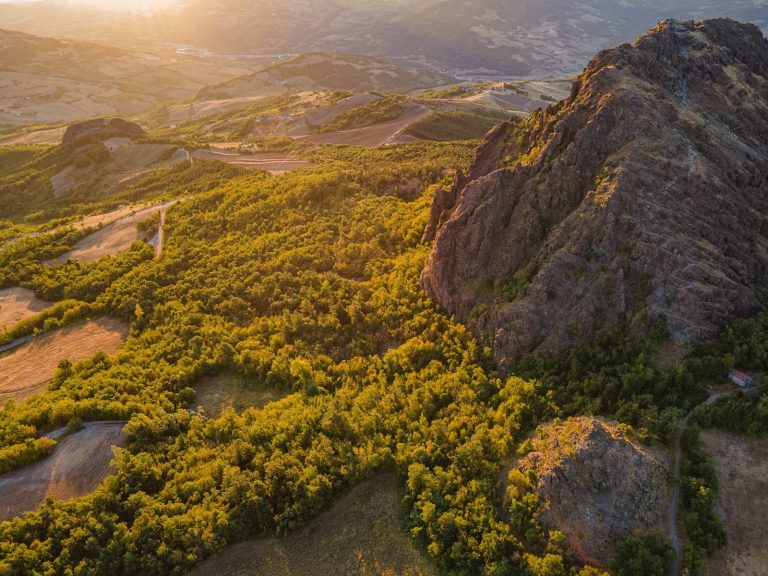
top-left (0, 126), bottom-right (66, 146)
top-left (165, 95), bottom-right (270, 123)
top-left (189, 474), bottom-right (438, 576)
top-left (300, 103), bottom-right (429, 147)
top-left (287, 93), bottom-right (381, 137)
top-left (702, 431), bottom-right (768, 576)
top-left (109, 142), bottom-right (176, 171)
top-left (194, 372), bottom-right (290, 417)
top-left (0, 422), bottom-right (125, 521)
top-left (191, 147), bottom-right (312, 173)
top-left (54, 199), bottom-right (180, 263)
top-left (0, 318), bottom-right (128, 406)
top-left (0, 287), bottom-right (50, 329)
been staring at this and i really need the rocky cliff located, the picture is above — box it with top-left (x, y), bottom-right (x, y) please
top-left (422, 19), bottom-right (768, 371)
top-left (518, 418), bottom-right (669, 566)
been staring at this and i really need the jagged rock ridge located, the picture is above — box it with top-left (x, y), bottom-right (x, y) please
top-left (422, 18), bottom-right (768, 371)
top-left (517, 418), bottom-right (669, 566)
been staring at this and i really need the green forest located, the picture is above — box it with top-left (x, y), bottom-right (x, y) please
top-left (0, 135), bottom-right (764, 576)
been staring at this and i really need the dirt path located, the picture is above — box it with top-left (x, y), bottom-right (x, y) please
top-left (0, 422), bottom-right (125, 521)
top-left (668, 391), bottom-right (732, 576)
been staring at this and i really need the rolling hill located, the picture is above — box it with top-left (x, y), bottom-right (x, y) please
top-left (0, 28), bottom-right (252, 130)
top-left (0, 0), bottom-right (766, 76)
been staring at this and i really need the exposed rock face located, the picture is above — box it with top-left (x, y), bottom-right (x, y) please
top-left (422, 19), bottom-right (768, 372)
top-left (62, 118), bottom-right (145, 146)
top-left (519, 418), bottom-right (669, 566)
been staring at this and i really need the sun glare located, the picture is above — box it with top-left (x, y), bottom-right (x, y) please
top-left (54, 0), bottom-right (180, 10)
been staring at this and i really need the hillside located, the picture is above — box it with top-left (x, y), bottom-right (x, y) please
top-left (0, 28), bottom-right (251, 130)
top-left (423, 18), bottom-right (768, 370)
top-left (199, 52), bottom-right (452, 100)
top-left (0, 1), bottom-right (766, 76)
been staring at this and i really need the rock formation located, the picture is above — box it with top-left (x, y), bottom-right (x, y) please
top-left (518, 417), bottom-right (669, 566)
top-left (422, 19), bottom-right (768, 371)
top-left (62, 118), bottom-right (146, 146)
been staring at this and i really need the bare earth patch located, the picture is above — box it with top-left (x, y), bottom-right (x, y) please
top-left (702, 431), bottom-right (768, 576)
top-left (0, 287), bottom-right (50, 329)
top-left (194, 372), bottom-right (290, 418)
top-left (0, 318), bottom-right (128, 406)
top-left (0, 422), bottom-right (125, 521)
top-left (188, 474), bottom-right (437, 576)
top-left (54, 200), bottom-right (180, 263)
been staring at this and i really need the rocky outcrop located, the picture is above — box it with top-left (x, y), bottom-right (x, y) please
top-left (518, 418), bottom-right (669, 566)
top-left (422, 19), bottom-right (768, 371)
top-left (423, 120), bottom-right (517, 242)
top-left (62, 118), bottom-right (145, 146)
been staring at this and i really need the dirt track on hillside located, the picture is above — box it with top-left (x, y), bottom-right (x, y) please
top-left (0, 422), bottom-right (125, 521)
top-left (0, 318), bottom-right (128, 406)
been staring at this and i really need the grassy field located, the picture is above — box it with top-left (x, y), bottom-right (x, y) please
top-left (193, 371), bottom-right (291, 417)
top-left (0, 422), bottom-right (125, 522)
top-left (0, 287), bottom-right (50, 329)
top-left (702, 431), bottom-right (768, 576)
top-left (0, 318), bottom-right (128, 406)
top-left (188, 474), bottom-right (438, 576)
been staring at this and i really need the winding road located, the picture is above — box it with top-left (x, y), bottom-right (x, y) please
top-left (668, 391), bottom-right (731, 576)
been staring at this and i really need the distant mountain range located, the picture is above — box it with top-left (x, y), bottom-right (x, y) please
top-left (1, 0), bottom-right (767, 77)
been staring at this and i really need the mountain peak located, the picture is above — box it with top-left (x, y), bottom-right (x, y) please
top-left (422, 18), bottom-right (768, 371)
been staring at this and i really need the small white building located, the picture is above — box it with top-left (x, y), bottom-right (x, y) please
top-left (729, 370), bottom-right (755, 389)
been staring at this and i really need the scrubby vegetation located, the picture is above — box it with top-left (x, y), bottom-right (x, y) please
top-left (609, 531), bottom-right (673, 576)
top-left (679, 427), bottom-right (727, 574)
top-left (513, 322), bottom-right (705, 444)
top-left (1, 142), bottom-right (570, 576)
top-left (0, 135), bottom-right (755, 576)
